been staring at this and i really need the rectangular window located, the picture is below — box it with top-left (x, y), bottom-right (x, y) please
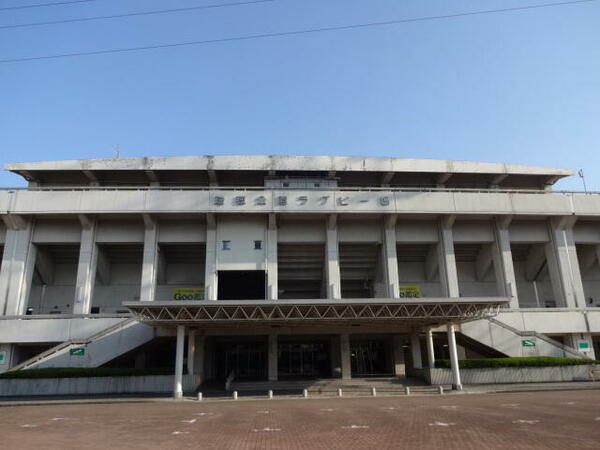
top-left (254, 240), bottom-right (262, 250)
top-left (222, 240), bottom-right (231, 250)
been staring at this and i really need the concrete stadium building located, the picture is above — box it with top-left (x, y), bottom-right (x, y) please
top-left (0, 155), bottom-right (599, 396)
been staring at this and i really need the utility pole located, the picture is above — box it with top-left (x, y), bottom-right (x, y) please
top-left (578, 169), bottom-right (587, 193)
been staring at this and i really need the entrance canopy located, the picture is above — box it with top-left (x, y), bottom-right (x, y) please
top-left (124, 297), bottom-right (508, 329)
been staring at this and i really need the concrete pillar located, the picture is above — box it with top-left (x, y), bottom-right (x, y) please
top-left (392, 335), bottom-right (406, 376)
top-left (438, 216), bottom-right (459, 298)
top-left (1, 219), bottom-right (36, 317)
top-left (140, 216), bottom-right (159, 302)
top-left (425, 329), bottom-right (435, 369)
top-left (493, 217), bottom-right (519, 308)
top-left (73, 219), bottom-right (98, 314)
top-left (383, 215), bottom-right (400, 298)
top-left (330, 336), bottom-right (342, 377)
top-left (174, 325), bottom-right (185, 399)
top-left (546, 218), bottom-right (586, 308)
top-left (193, 334), bottom-right (205, 377)
top-left (266, 214), bottom-right (278, 300)
top-left (447, 323), bottom-right (463, 390)
top-left (0, 343), bottom-right (15, 373)
top-left (326, 215), bottom-right (341, 299)
top-left (204, 214), bottom-right (218, 300)
top-left (268, 334), bottom-right (278, 381)
top-left (187, 329), bottom-right (195, 375)
top-left (410, 333), bottom-right (422, 369)
top-left (340, 334), bottom-right (351, 380)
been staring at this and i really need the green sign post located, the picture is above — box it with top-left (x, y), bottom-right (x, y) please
top-left (70, 348), bottom-right (85, 356)
top-left (522, 339), bottom-right (536, 347)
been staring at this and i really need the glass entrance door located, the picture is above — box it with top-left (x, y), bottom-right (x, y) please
top-left (351, 341), bottom-right (390, 376)
top-left (278, 342), bottom-right (330, 379)
top-left (218, 342), bottom-right (267, 380)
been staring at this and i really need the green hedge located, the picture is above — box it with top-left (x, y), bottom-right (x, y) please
top-left (434, 357), bottom-right (600, 369)
top-left (0, 367), bottom-right (174, 379)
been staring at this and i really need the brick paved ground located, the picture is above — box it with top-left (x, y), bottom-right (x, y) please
top-left (1, 390), bottom-right (599, 449)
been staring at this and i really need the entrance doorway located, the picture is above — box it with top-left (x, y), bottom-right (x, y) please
top-left (216, 341), bottom-right (267, 380)
top-left (217, 270), bottom-right (266, 300)
top-left (351, 340), bottom-right (392, 376)
top-left (278, 342), bottom-right (330, 379)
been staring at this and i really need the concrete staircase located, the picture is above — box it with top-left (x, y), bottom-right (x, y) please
top-left (460, 318), bottom-right (586, 359)
top-left (8, 319), bottom-right (155, 371)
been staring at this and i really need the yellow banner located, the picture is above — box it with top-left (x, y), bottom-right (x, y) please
top-left (172, 287), bottom-right (204, 301)
top-left (399, 285), bottom-right (421, 298)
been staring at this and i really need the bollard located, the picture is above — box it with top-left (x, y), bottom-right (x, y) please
top-left (371, 387), bottom-right (377, 397)
top-left (405, 386), bottom-right (410, 396)
top-left (197, 392), bottom-right (203, 401)
top-left (438, 386), bottom-right (444, 395)
top-left (338, 388), bottom-right (343, 397)
top-left (233, 391), bottom-right (238, 400)
top-left (268, 390), bottom-right (273, 399)
top-left (303, 389), bottom-right (308, 398)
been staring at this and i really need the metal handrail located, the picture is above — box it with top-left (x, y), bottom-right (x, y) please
top-left (0, 185), bottom-right (598, 195)
top-left (225, 370), bottom-right (236, 391)
top-left (487, 317), bottom-right (587, 359)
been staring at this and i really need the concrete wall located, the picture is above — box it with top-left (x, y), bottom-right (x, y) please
top-left (0, 374), bottom-right (201, 397)
top-left (217, 215), bottom-right (266, 270)
top-left (424, 365), bottom-right (600, 385)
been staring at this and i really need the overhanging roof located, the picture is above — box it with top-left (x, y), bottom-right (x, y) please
top-left (6, 155), bottom-right (573, 179)
top-left (123, 297), bottom-right (508, 328)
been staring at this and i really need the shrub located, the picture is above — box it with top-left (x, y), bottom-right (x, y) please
top-left (0, 367), bottom-right (174, 379)
top-left (434, 357), bottom-right (600, 369)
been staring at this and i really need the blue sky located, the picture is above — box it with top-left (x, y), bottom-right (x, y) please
top-left (0, 0), bottom-right (598, 189)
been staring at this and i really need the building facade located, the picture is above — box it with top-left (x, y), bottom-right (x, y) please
top-left (0, 156), bottom-right (598, 395)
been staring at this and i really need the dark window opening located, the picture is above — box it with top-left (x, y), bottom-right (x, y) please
top-left (218, 270), bottom-right (266, 300)
top-left (254, 240), bottom-right (262, 250)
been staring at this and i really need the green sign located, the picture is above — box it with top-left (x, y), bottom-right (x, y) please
top-left (578, 341), bottom-right (590, 350)
top-left (522, 339), bottom-right (536, 347)
top-left (70, 348), bottom-right (85, 356)
top-left (0, 352), bottom-right (5, 364)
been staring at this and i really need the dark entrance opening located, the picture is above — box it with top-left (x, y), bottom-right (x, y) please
top-left (278, 340), bottom-right (331, 379)
top-left (215, 340), bottom-right (267, 380)
top-left (218, 270), bottom-right (266, 300)
top-left (351, 340), bottom-right (392, 376)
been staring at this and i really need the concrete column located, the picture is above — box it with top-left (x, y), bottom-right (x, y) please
top-left (326, 215), bottom-right (341, 299)
top-left (447, 323), bottom-right (463, 390)
top-left (438, 216), bottom-right (459, 298)
top-left (0, 343), bottom-right (15, 373)
top-left (266, 214), bottom-right (278, 300)
top-left (73, 218), bottom-right (98, 314)
top-left (268, 334), bottom-right (278, 381)
top-left (546, 218), bottom-right (586, 308)
top-left (193, 335), bottom-right (205, 377)
top-left (425, 329), bottom-right (436, 369)
top-left (493, 216), bottom-right (519, 308)
top-left (204, 214), bottom-right (218, 300)
top-left (174, 325), bottom-right (185, 399)
top-left (187, 329), bottom-right (195, 375)
top-left (330, 336), bottom-right (342, 377)
top-left (340, 333), bottom-right (351, 380)
top-left (410, 333), bottom-right (422, 369)
top-left (1, 219), bottom-right (36, 317)
top-left (392, 335), bottom-right (405, 376)
top-left (383, 215), bottom-right (400, 298)
top-left (140, 216), bottom-right (159, 302)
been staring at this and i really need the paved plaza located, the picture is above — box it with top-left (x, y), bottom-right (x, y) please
top-left (1, 390), bottom-right (599, 449)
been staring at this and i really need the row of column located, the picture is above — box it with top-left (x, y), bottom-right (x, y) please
top-left (0, 213), bottom-right (590, 314)
top-left (171, 325), bottom-right (463, 398)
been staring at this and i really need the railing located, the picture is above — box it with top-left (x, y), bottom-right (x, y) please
top-left (487, 317), bottom-right (588, 359)
top-left (6, 317), bottom-right (136, 372)
top-left (0, 185), bottom-right (598, 195)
